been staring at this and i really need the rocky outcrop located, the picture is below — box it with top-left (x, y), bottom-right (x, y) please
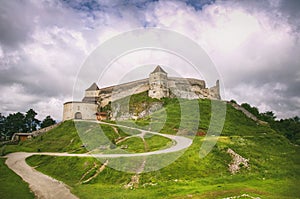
top-left (111, 102), bottom-right (163, 121)
top-left (227, 148), bottom-right (249, 174)
top-left (223, 194), bottom-right (261, 199)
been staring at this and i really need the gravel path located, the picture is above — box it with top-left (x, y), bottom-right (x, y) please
top-left (5, 152), bottom-right (78, 199)
top-left (5, 121), bottom-right (193, 199)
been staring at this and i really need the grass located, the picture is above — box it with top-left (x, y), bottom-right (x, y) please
top-left (144, 134), bottom-right (173, 151)
top-left (112, 91), bottom-right (161, 116)
top-left (3, 120), bottom-right (171, 155)
top-left (117, 137), bottom-right (145, 153)
top-left (3, 120), bottom-right (87, 154)
top-left (3, 93), bottom-right (300, 198)
top-left (0, 158), bottom-right (34, 199)
top-left (26, 134), bottom-right (300, 198)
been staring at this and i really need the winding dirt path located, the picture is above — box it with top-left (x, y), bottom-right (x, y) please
top-left (5, 121), bottom-right (193, 199)
top-left (5, 152), bottom-right (78, 199)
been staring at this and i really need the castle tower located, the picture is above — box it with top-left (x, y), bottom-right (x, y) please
top-left (148, 65), bottom-right (169, 99)
top-left (82, 82), bottom-right (100, 103)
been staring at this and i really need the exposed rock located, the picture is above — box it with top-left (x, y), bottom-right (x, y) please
top-left (138, 102), bottom-right (163, 118)
top-left (223, 193), bottom-right (261, 199)
top-left (80, 160), bottom-right (109, 184)
top-left (124, 160), bottom-right (146, 189)
top-left (227, 148), bottom-right (249, 174)
top-left (111, 102), bottom-right (163, 121)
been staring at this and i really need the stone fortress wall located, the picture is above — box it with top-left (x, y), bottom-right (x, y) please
top-left (63, 66), bottom-right (221, 121)
top-left (63, 101), bottom-right (98, 120)
top-left (98, 79), bottom-right (150, 107)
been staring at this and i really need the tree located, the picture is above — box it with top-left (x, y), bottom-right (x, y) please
top-left (0, 113), bottom-right (6, 139)
top-left (40, 115), bottom-right (56, 128)
top-left (293, 116), bottom-right (299, 122)
top-left (270, 116), bottom-right (300, 145)
top-left (5, 112), bottom-right (26, 137)
top-left (230, 99), bottom-right (237, 104)
top-left (24, 109), bottom-right (40, 132)
top-left (260, 111), bottom-right (276, 122)
top-left (241, 103), bottom-right (260, 117)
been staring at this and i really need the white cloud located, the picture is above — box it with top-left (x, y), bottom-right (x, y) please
top-left (32, 97), bottom-right (67, 121)
top-left (0, 0), bottom-right (299, 120)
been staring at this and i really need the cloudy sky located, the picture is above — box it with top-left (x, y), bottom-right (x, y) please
top-left (0, 0), bottom-right (299, 121)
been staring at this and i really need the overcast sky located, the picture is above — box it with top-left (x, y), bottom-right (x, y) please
top-left (0, 0), bottom-right (299, 121)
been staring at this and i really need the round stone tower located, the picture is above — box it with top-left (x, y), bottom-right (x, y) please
top-left (148, 65), bottom-right (169, 99)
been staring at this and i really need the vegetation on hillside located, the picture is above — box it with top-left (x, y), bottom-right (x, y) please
top-left (3, 120), bottom-right (86, 154)
top-left (0, 109), bottom-right (56, 140)
top-left (40, 115), bottom-right (56, 128)
top-left (1, 93), bottom-right (300, 198)
top-left (24, 94), bottom-right (300, 198)
top-left (0, 158), bottom-right (34, 199)
top-left (236, 101), bottom-right (300, 145)
top-left (26, 126), bottom-right (299, 198)
top-left (3, 120), bottom-right (172, 155)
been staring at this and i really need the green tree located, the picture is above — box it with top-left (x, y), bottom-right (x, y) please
top-left (24, 109), bottom-right (40, 132)
top-left (241, 103), bottom-right (260, 117)
top-left (270, 116), bottom-right (300, 145)
top-left (0, 113), bottom-right (6, 139)
top-left (5, 112), bottom-right (26, 137)
top-left (260, 111), bottom-right (276, 122)
top-left (40, 115), bottom-right (56, 128)
top-left (230, 99), bottom-right (237, 104)
top-left (293, 116), bottom-right (299, 122)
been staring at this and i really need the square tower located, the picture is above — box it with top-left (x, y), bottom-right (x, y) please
top-left (148, 66), bottom-right (169, 99)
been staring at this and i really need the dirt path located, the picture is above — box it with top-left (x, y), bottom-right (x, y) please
top-left (5, 152), bottom-right (78, 199)
top-left (5, 120), bottom-right (193, 199)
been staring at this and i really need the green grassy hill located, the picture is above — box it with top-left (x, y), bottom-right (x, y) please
top-left (1, 93), bottom-right (299, 199)
top-left (0, 158), bottom-right (34, 199)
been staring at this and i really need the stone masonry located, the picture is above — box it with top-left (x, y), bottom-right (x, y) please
top-left (63, 65), bottom-right (221, 120)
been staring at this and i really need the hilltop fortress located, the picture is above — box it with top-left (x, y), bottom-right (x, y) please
top-left (63, 66), bottom-right (220, 120)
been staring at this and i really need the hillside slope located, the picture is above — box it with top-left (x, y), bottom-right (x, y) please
top-left (2, 93), bottom-right (300, 199)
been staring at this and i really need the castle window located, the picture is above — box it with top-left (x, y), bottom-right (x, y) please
top-left (77, 106), bottom-right (80, 110)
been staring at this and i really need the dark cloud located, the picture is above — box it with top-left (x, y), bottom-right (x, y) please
top-left (0, 1), bottom-right (36, 48)
top-left (279, 0), bottom-right (300, 28)
top-left (0, 0), bottom-right (299, 120)
top-left (185, 0), bottom-right (215, 10)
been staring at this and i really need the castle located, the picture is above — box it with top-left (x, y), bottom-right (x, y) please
top-left (63, 66), bottom-right (220, 121)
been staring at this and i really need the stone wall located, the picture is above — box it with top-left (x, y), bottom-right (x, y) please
top-left (11, 122), bottom-right (61, 141)
top-left (63, 101), bottom-right (98, 121)
top-left (85, 90), bottom-right (100, 97)
top-left (168, 77), bottom-right (220, 100)
top-left (229, 102), bottom-right (268, 125)
top-left (148, 71), bottom-right (169, 99)
top-left (63, 74), bottom-right (221, 120)
top-left (208, 80), bottom-right (221, 100)
top-left (97, 77), bottom-right (220, 105)
top-left (99, 79), bottom-right (150, 106)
